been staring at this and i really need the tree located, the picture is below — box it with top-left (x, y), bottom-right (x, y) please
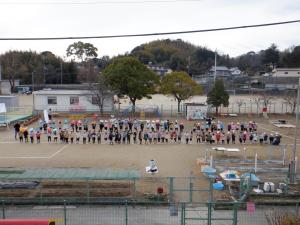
top-left (160, 71), bottom-right (202, 112)
top-left (103, 57), bottom-right (159, 113)
top-left (66, 41), bottom-right (98, 62)
top-left (262, 44), bottom-right (280, 70)
top-left (89, 73), bottom-right (112, 115)
top-left (207, 79), bottom-right (229, 115)
top-left (283, 90), bottom-right (297, 114)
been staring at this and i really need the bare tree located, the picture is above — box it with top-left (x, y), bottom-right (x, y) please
top-left (253, 93), bottom-right (274, 114)
top-left (236, 99), bottom-right (245, 114)
top-left (260, 92), bottom-right (274, 108)
top-left (283, 90), bottom-right (297, 114)
top-left (89, 73), bottom-right (112, 115)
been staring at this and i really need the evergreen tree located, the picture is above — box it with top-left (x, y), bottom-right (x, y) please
top-left (207, 79), bottom-right (229, 115)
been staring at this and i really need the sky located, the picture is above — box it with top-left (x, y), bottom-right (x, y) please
top-left (0, 0), bottom-right (299, 59)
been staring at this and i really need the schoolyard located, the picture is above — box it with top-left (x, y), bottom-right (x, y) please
top-left (0, 115), bottom-right (299, 177)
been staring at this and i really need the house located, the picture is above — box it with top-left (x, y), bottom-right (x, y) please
top-left (208, 66), bottom-right (231, 77)
top-left (229, 67), bottom-right (242, 76)
top-left (33, 89), bottom-right (115, 112)
top-left (272, 68), bottom-right (300, 78)
top-left (262, 77), bottom-right (299, 91)
top-left (147, 63), bottom-right (172, 77)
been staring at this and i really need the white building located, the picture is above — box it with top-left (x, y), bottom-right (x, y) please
top-left (272, 68), bottom-right (300, 78)
top-left (33, 89), bottom-right (114, 112)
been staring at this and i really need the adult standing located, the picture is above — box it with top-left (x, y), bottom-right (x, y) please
top-left (13, 122), bottom-right (20, 140)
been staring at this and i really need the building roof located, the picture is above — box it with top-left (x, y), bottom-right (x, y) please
top-left (33, 89), bottom-right (95, 95)
top-left (274, 68), bottom-right (300, 71)
top-left (210, 66), bottom-right (229, 71)
top-left (0, 168), bottom-right (140, 180)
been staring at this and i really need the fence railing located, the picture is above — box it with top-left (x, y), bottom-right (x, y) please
top-left (0, 199), bottom-right (299, 225)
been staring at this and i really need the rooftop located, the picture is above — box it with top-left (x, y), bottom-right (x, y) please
top-left (0, 168), bottom-right (140, 180)
top-left (33, 89), bottom-right (93, 95)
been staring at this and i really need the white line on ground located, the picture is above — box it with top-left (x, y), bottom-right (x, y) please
top-left (48, 145), bottom-right (68, 159)
top-left (0, 145), bottom-right (68, 159)
top-left (257, 123), bottom-right (300, 141)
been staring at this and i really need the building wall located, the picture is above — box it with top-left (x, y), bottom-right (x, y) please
top-left (274, 69), bottom-right (300, 78)
top-left (34, 94), bottom-right (114, 112)
top-left (0, 96), bottom-right (19, 110)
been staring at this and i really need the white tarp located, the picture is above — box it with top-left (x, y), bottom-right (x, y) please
top-left (43, 109), bottom-right (49, 123)
top-left (0, 103), bottom-right (6, 113)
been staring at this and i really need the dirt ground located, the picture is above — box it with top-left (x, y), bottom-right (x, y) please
top-left (2, 93), bottom-right (300, 201)
top-left (0, 112), bottom-right (299, 202)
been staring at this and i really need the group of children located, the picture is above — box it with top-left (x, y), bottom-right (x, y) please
top-left (13, 117), bottom-right (282, 146)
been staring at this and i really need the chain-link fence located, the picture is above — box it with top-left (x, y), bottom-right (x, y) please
top-left (0, 200), bottom-right (299, 225)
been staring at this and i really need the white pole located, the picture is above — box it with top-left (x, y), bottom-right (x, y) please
top-left (283, 147), bottom-right (286, 166)
top-left (243, 147), bottom-right (247, 162)
top-left (210, 155), bottom-right (213, 167)
top-left (291, 77), bottom-right (300, 183)
top-left (295, 156), bottom-right (298, 174)
top-left (214, 50), bottom-right (217, 83)
top-left (254, 153), bottom-right (258, 174)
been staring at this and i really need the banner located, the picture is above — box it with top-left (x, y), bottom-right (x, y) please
top-left (0, 103), bottom-right (6, 113)
top-left (186, 104), bottom-right (207, 120)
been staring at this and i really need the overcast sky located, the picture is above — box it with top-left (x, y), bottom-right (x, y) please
top-left (0, 0), bottom-right (299, 59)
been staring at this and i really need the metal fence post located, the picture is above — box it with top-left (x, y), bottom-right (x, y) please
top-left (169, 177), bottom-right (174, 203)
top-left (189, 180), bottom-right (193, 203)
top-left (86, 179), bottom-right (90, 204)
top-left (171, 105), bottom-right (173, 117)
top-left (233, 202), bottom-right (238, 225)
top-left (125, 200), bottom-right (128, 225)
top-left (1, 200), bottom-right (5, 219)
top-left (181, 202), bottom-right (185, 225)
top-left (207, 202), bottom-right (212, 225)
top-left (209, 179), bottom-right (213, 202)
top-left (63, 200), bottom-right (67, 225)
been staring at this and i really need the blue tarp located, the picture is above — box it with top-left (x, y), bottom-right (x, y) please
top-left (213, 182), bottom-right (224, 190)
top-left (240, 173), bottom-right (260, 182)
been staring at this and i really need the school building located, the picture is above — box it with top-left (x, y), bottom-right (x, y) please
top-left (33, 89), bottom-right (115, 113)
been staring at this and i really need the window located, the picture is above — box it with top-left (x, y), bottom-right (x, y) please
top-left (70, 96), bottom-right (79, 105)
top-left (47, 96), bottom-right (57, 105)
top-left (284, 72), bottom-right (288, 74)
top-left (92, 96), bottom-right (98, 105)
top-left (298, 72), bottom-right (300, 74)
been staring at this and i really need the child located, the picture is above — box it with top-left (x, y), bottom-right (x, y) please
top-left (185, 131), bottom-right (189, 144)
top-left (97, 131), bottom-right (101, 144)
top-left (36, 131), bottom-right (41, 144)
top-left (53, 129), bottom-right (58, 143)
top-left (108, 132), bottom-right (114, 145)
top-left (30, 130), bottom-right (35, 144)
top-left (91, 130), bottom-right (96, 144)
top-left (23, 129), bottom-right (29, 143)
top-left (70, 130), bottom-right (75, 144)
top-left (82, 130), bottom-right (87, 144)
top-left (47, 127), bottom-right (52, 143)
top-left (75, 131), bottom-right (80, 144)
top-left (133, 129), bottom-right (137, 144)
top-left (19, 130), bottom-right (24, 143)
top-left (138, 130), bottom-right (143, 144)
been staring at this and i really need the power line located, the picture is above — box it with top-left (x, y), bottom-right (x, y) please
top-left (0, 0), bottom-right (203, 5)
top-left (0, 19), bottom-right (299, 41)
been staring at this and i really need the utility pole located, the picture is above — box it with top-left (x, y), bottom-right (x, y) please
top-left (291, 77), bottom-right (300, 183)
top-left (187, 56), bottom-right (190, 75)
top-left (31, 71), bottom-right (35, 91)
top-left (214, 50), bottom-right (217, 83)
top-left (60, 61), bottom-right (63, 85)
